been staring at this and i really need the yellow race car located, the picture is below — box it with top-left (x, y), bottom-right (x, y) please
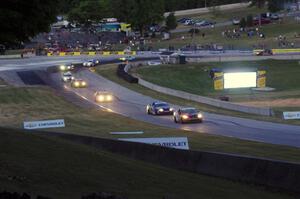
top-left (71, 79), bottom-right (87, 88)
top-left (94, 91), bottom-right (114, 102)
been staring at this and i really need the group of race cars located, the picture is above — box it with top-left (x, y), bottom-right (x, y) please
top-left (146, 101), bottom-right (203, 123)
top-left (58, 56), bottom-right (203, 124)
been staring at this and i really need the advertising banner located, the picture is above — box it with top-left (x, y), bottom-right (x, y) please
top-left (119, 137), bottom-right (189, 150)
top-left (24, 119), bottom-right (65, 130)
top-left (283, 112), bottom-right (300, 120)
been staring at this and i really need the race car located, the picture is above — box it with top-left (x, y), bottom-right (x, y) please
top-left (59, 63), bottom-right (75, 71)
top-left (83, 59), bottom-right (100, 67)
top-left (94, 91), bottom-right (114, 102)
top-left (71, 79), bottom-right (87, 88)
top-left (61, 71), bottom-right (74, 82)
top-left (255, 49), bottom-right (273, 56)
top-left (119, 55), bottom-right (135, 61)
top-left (173, 107), bottom-right (203, 123)
top-left (146, 101), bottom-right (174, 115)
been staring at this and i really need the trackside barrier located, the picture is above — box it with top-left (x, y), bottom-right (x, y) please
top-left (43, 131), bottom-right (300, 194)
top-left (88, 51), bottom-right (96, 56)
top-left (46, 51), bottom-right (137, 56)
top-left (126, 63), bottom-right (273, 116)
top-left (103, 51), bottom-right (111, 56)
top-left (117, 64), bottom-right (138, 83)
top-left (254, 49), bottom-right (300, 55)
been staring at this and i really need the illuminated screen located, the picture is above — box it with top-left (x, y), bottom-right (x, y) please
top-left (224, 72), bottom-right (257, 89)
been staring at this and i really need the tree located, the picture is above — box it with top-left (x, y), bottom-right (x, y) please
top-left (125, 0), bottom-right (165, 34)
top-left (165, 12), bottom-right (177, 31)
top-left (240, 17), bottom-right (246, 28)
top-left (246, 14), bottom-right (253, 27)
top-left (251, 0), bottom-right (266, 8)
top-left (68, 0), bottom-right (110, 25)
top-left (268, 0), bottom-right (281, 12)
top-left (0, 0), bottom-right (60, 45)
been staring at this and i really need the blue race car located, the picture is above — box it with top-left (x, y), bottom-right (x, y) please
top-left (146, 101), bottom-right (174, 115)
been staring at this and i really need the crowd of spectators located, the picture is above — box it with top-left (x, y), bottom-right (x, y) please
top-left (26, 26), bottom-right (128, 53)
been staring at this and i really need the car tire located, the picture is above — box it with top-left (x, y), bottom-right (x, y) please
top-left (147, 109), bottom-right (151, 115)
top-left (174, 117), bottom-right (177, 123)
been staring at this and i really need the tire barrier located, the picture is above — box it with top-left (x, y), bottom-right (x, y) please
top-left (117, 64), bottom-right (138, 83)
top-left (42, 132), bottom-right (300, 195)
top-left (46, 51), bottom-right (136, 57)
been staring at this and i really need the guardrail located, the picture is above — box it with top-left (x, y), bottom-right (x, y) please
top-left (43, 131), bottom-right (300, 194)
top-left (126, 63), bottom-right (274, 116)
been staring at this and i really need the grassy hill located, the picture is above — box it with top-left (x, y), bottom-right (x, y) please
top-left (0, 128), bottom-right (296, 199)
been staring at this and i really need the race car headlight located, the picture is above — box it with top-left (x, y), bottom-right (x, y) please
top-left (182, 115), bottom-right (189, 120)
top-left (106, 95), bottom-right (112, 101)
top-left (60, 65), bottom-right (66, 70)
top-left (81, 81), bottom-right (86, 86)
top-left (74, 82), bottom-right (80, 87)
top-left (71, 76), bottom-right (74, 80)
top-left (169, 108), bottom-right (174, 112)
top-left (63, 77), bottom-right (67, 81)
top-left (97, 95), bottom-right (105, 102)
top-left (197, 113), bottom-right (203, 118)
top-left (158, 108), bottom-right (164, 112)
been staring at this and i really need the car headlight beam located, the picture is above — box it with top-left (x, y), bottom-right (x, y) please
top-left (182, 115), bottom-right (189, 120)
top-left (197, 113), bottom-right (203, 118)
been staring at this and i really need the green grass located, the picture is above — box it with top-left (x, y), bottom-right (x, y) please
top-left (1, 129), bottom-right (297, 199)
top-left (136, 60), bottom-right (300, 96)
top-left (1, 85), bottom-right (300, 162)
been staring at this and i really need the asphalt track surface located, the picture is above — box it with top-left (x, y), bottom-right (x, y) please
top-left (1, 55), bottom-right (300, 148)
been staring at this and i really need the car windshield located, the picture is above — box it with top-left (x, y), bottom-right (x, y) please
top-left (181, 108), bottom-right (198, 114)
top-left (155, 102), bottom-right (168, 107)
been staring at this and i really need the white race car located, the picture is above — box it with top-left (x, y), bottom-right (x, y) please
top-left (83, 59), bottom-right (100, 67)
top-left (61, 72), bottom-right (75, 82)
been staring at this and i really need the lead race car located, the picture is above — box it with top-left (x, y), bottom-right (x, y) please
top-left (146, 101), bottom-right (174, 115)
top-left (173, 107), bottom-right (203, 123)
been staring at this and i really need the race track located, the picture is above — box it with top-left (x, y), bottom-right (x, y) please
top-left (1, 55), bottom-right (300, 148)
